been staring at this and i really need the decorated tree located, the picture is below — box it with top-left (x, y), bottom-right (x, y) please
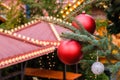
top-left (39, 0), bottom-right (120, 80)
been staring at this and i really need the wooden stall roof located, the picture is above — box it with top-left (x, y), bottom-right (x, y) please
top-left (10, 19), bottom-right (71, 47)
top-left (0, 30), bottom-right (55, 69)
top-left (13, 21), bottom-right (69, 41)
top-left (0, 0), bottom-right (71, 69)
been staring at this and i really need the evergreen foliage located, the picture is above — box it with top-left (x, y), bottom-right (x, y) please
top-left (39, 14), bottom-right (120, 79)
top-left (106, 0), bottom-right (120, 34)
top-left (20, 0), bottom-right (63, 17)
top-left (0, 0), bottom-right (28, 30)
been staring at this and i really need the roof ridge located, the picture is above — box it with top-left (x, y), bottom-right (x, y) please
top-left (49, 23), bottom-right (61, 41)
top-left (10, 19), bottom-right (41, 33)
top-left (10, 16), bottom-right (72, 33)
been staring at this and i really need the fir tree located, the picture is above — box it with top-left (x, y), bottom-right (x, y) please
top-left (106, 0), bottom-right (120, 34)
top-left (20, 0), bottom-right (63, 17)
top-left (0, 0), bottom-right (27, 30)
top-left (39, 0), bottom-right (120, 79)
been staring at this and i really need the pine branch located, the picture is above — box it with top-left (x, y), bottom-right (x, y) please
top-left (82, 44), bottom-right (96, 53)
top-left (98, 38), bottom-right (109, 50)
top-left (112, 54), bottom-right (120, 61)
top-left (108, 62), bottom-right (120, 78)
top-left (79, 60), bottom-right (95, 64)
top-left (61, 32), bottom-right (92, 43)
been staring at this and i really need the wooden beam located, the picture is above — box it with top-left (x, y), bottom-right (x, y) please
top-left (25, 68), bottom-right (82, 80)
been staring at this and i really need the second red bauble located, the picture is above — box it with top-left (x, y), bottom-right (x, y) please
top-left (72, 12), bottom-right (96, 34)
top-left (57, 40), bottom-right (83, 65)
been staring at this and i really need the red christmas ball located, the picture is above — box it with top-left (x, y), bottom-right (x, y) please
top-left (57, 40), bottom-right (83, 65)
top-left (72, 12), bottom-right (96, 34)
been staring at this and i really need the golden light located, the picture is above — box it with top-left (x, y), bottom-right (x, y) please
top-left (64, 7), bottom-right (68, 10)
top-left (103, 5), bottom-right (108, 9)
top-left (77, 1), bottom-right (81, 5)
top-left (69, 8), bottom-right (73, 11)
top-left (73, 0), bottom-right (77, 3)
top-left (112, 49), bottom-right (118, 54)
top-left (73, 4), bottom-right (77, 8)
top-left (66, 11), bottom-right (69, 15)
top-left (56, 15), bottom-right (59, 17)
top-left (60, 10), bottom-right (64, 14)
top-left (68, 3), bottom-right (72, 6)
top-left (62, 15), bottom-right (66, 18)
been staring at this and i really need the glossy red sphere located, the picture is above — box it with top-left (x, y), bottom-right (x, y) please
top-left (57, 40), bottom-right (83, 65)
top-left (72, 13), bottom-right (96, 34)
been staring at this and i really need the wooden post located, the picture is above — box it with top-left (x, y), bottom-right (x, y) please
top-left (63, 64), bottom-right (67, 80)
top-left (75, 64), bottom-right (78, 80)
top-left (0, 69), bottom-right (3, 80)
top-left (21, 62), bottom-right (27, 80)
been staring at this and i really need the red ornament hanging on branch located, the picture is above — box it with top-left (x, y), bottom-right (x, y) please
top-left (72, 12), bottom-right (96, 34)
top-left (57, 40), bottom-right (83, 65)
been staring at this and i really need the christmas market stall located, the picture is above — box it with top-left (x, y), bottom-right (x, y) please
top-left (10, 18), bottom-right (82, 80)
top-left (0, 0), bottom-right (82, 79)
